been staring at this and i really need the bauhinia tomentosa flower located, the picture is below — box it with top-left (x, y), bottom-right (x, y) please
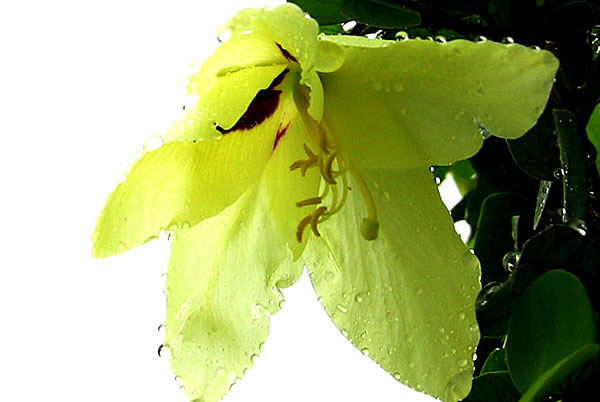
top-left (92, 4), bottom-right (558, 402)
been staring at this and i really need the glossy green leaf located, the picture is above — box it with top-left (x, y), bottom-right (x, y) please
top-left (340, 0), bottom-right (421, 28)
top-left (512, 225), bottom-right (584, 294)
top-left (306, 167), bottom-right (481, 402)
top-left (288, 0), bottom-right (346, 25)
top-left (473, 192), bottom-right (530, 285)
top-left (480, 348), bottom-right (507, 374)
top-left (520, 343), bottom-right (600, 402)
top-left (507, 108), bottom-right (561, 180)
top-left (506, 270), bottom-right (596, 394)
top-left (585, 103), bottom-right (600, 175)
top-left (462, 372), bottom-right (521, 402)
top-left (555, 109), bottom-right (588, 224)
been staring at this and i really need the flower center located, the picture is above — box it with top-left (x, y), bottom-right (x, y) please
top-left (289, 115), bottom-right (379, 243)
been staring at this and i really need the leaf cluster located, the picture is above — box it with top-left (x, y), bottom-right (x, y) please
top-left (288, 0), bottom-right (600, 401)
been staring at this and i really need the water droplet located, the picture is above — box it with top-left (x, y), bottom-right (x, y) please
top-left (342, 21), bottom-right (357, 32)
top-left (434, 35), bottom-right (447, 43)
top-left (586, 25), bottom-right (600, 60)
top-left (554, 167), bottom-right (565, 179)
top-left (558, 207), bottom-right (567, 216)
top-left (250, 354), bottom-right (259, 363)
top-left (457, 359), bottom-right (468, 368)
top-left (458, 312), bottom-right (466, 320)
top-left (144, 135), bottom-right (164, 151)
top-left (476, 282), bottom-right (501, 309)
top-left (501, 36), bottom-right (515, 44)
top-left (408, 361), bottom-right (415, 368)
top-left (502, 251), bottom-right (520, 272)
top-left (216, 367), bottom-right (225, 375)
top-left (445, 371), bottom-right (472, 402)
top-left (361, 347), bottom-right (370, 356)
top-left (354, 292), bottom-right (365, 303)
top-left (475, 35), bottom-right (487, 42)
top-left (393, 82), bottom-right (404, 92)
top-left (475, 120), bottom-right (493, 139)
top-left (336, 304), bottom-right (348, 313)
top-left (529, 45), bottom-right (541, 51)
top-left (341, 329), bottom-right (349, 338)
top-left (395, 31), bottom-right (409, 40)
top-left (534, 180), bottom-right (553, 230)
top-left (393, 372), bottom-right (402, 380)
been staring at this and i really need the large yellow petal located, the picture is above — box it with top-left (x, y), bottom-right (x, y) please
top-left (262, 93), bottom-right (322, 260)
top-left (166, 38), bottom-right (288, 142)
top-left (305, 167), bottom-right (481, 402)
top-left (164, 178), bottom-right (304, 402)
top-left (222, 3), bottom-right (329, 121)
top-left (320, 36), bottom-right (558, 168)
top-left (92, 109), bottom-right (281, 258)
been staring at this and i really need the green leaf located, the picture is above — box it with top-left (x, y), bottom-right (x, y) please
top-left (512, 225), bottom-right (584, 294)
top-left (340, 0), bottom-right (421, 28)
top-left (480, 348), bottom-right (508, 374)
top-left (462, 372), bottom-right (521, 402)
top-left (507, 108), bottom-right (561, 180)
top-left (473, 192), bottom-right (530, 286)
top-left (288, 0), bottom-right (346, 25)
top-left (555, 109), bottom-right (588, 224)
top-left (506, 270), bottom-right (597, 394)
top-left (520, 343), bottom-right (600, 402)
top-left (586, 103), bottom-right (600, 176)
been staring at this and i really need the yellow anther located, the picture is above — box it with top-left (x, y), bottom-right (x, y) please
top-left (295, 215), bottom-right (313, 243)
top-left (296, 197), bottom-right (322, 207)
top-left (310, 207), bottom-right (328, 237)
top-left (361, 218), bottom-right (380, 241)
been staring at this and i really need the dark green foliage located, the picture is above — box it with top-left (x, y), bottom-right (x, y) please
top-left (288, 0), bottom-right (600, 400)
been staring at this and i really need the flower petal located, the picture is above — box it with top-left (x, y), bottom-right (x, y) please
top-left (92, 111), bottom-right (281, 258)
top-left (305, 167), bottom-right (481, 402)
top-left (164, 179), bottom-right (303, 402)
top-left (167, 38), bottom-right (288, 142)
top-left (262, 101), bottom-right (322, 260)
top-left (320, 36), bottom-right (559, 168)
top-left (222, 3), bottom-right (328, 121)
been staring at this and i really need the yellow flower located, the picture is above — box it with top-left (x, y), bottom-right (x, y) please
top-left (92, 4), bottom-right (558, 402)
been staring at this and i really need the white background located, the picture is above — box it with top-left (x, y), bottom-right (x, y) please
top-left (0, 1), bottom-right (462, 401)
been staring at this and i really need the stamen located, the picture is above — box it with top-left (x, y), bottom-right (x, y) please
top-left (295, 215), bottom-right (313, 243)
top-left (296, 197), bottom-right (322, 207)
top-left (348, 162), bottom-right (380, 241)
top-left (310, 207), bottom-right (328, 237)
top-left (320, 152), bottom-right (338, 184)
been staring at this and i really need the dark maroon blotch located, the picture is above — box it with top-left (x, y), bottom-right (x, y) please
top-left (217, 69), bottom-right (289, 135)
top-left (276, 43), bottom-right (298, 63)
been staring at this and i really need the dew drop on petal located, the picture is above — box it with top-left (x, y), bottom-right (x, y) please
top-left (361, 347), bottom-right (370, 356)
top-left (395, 31), bottom-right (409, 40)
top-left (336, 304), bottom-right (348, 314)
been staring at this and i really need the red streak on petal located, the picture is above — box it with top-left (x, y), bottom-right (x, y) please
top-left (273, 122), bottom-right (290, 150)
